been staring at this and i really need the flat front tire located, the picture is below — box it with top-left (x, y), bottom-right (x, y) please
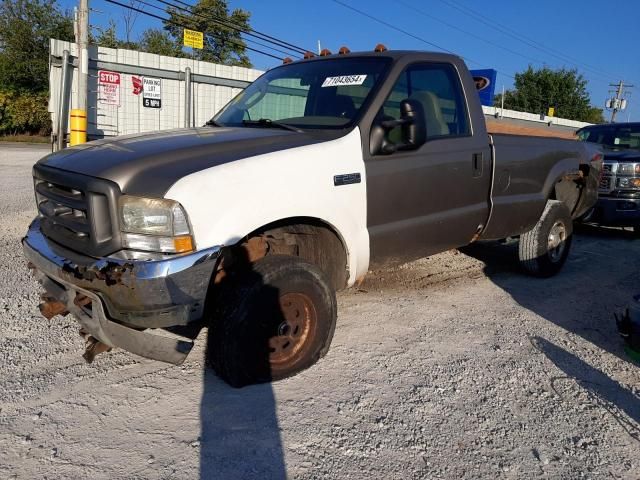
top-left (208, 255), bottom-right (337, 388)
top-left (518, 200), bottom-right (573, 277)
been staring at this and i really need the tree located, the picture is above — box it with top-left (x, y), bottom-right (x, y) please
top-left (494, 66), bottom-right (605, 123)
top-left (94, 20), bottom-right (122, 49)
top-left (0, 0), bottom-right (74, 92)
top-left (164, 0), bottom-right (251, 67)
top-left (139, 28), bottom-right (183, 57)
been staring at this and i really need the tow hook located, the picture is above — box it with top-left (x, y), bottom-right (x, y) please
top-left (79, 328), bottom-right (111, 363)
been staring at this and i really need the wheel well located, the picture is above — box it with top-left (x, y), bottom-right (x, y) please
top-left (550, 167), bottom-right (589, 216)
top-left (215, 218), bottom-right (349, 291)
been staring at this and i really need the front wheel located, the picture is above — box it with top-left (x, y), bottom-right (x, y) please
top-left (207, 255), bottom-right (337, 388)
top-left (518, 200), bottom-right (573, 277)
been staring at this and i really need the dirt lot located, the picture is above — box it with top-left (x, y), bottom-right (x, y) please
top-left (0, 144), bottom-right (639, 479)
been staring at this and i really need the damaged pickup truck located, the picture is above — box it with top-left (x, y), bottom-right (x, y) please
top-left (23, 48), bottom-right (602, 387)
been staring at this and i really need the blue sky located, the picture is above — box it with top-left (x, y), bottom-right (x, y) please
top-left (58, 0), bottom-right (640, 121)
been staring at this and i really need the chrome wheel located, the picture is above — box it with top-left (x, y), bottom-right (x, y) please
top-left (547, 220), bottom-right (567, 263)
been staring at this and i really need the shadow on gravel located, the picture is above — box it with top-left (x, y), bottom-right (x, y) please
top-left (460, 230), bottom-right (636, 364)
top-left (200, 250), bottom-right (287, 480)
top-left (199, 372), bottom-right (286, 479)
top-left (532, 336), bottom-right (640, 441)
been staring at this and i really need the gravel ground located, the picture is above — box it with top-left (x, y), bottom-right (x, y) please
top-left (0, 144), bottom-right (639, 479)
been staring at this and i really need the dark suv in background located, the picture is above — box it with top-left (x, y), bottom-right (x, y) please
top-left (577, 122), bottom-right (640, 234)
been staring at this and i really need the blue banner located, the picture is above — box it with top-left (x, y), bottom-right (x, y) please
top-left (470, 69), bottom-right (497, 106)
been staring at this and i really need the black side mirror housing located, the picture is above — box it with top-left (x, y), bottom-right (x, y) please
top-left (370, 98), bottom-right (427, 155)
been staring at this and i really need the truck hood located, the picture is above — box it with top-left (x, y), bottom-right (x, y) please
top-left (37, 127), bottom-right (337, 196)
top-left (602, 148), bottom-right (640, 162)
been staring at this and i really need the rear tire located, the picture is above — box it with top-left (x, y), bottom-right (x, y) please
top-left (208, 255), bottom-right (337, 388)
top-left (518, 200), bottom-right (573, 277)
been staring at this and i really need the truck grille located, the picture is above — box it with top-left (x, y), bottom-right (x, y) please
top-left (36, 180), bottom-right (90, 241)
top-left (599, 177), bottom-right (611, 190)
top-left (33, 165), bottom-right (122, 257)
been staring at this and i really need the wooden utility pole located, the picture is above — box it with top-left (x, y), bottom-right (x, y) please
top-left (72, 0), bottom-right (89, 145)
top-left (608, 81), bottom-right (634, 123)
top-left (76, 0), bottom-right (89, 113)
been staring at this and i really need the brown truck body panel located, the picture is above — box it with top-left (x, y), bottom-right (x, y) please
top-left (356, 51), bottom-right (599, 268)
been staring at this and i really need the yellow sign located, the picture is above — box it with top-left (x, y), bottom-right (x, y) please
top-left (547, 106), bottom-right (555, 117)
top-left (183, 29), bottom-right (204, 49)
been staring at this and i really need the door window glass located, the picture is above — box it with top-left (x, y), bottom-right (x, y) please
top-left (378, 63), bottom-right (470, 142)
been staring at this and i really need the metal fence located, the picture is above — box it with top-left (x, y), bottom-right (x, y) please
top-left (49, 38), bottom-right (590, 150)
top-left (49, 39), bottom-right (264, 149)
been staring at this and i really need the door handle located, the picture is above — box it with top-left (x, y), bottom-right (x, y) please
top-left (472, 153), bottom-right (483, 178)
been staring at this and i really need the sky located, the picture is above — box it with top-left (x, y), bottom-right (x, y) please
top-left (57, 0), bottom-right (640, 121)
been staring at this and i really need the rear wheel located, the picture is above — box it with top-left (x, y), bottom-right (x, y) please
top-left (519, 200), bottom-right (573, 277)
top-left (208, 255), bottom-right (337, 388)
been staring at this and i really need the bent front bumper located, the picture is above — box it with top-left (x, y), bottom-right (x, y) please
top-left (22, 218), bottom-right (221, 364)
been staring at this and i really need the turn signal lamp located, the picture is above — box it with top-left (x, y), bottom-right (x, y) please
top-left (374, 43), bottom-right (388, 52)
top-left (320, 48), bottom-right (332, 56)
top-left (338, 46), bottom-right (351, 54)
top-left (303, 51), bottom-right (315, 59)
top-left (282, 57), bottom-right (293, 64)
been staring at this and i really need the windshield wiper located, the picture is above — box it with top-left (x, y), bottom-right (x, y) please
top-left (242, 118), bottom-right (303, 133)
top-left (205, 119), bottom-right (223, 127)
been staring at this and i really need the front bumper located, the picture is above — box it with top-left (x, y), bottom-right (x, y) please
top-left (22, 218), bottom-right (221, 364)
top-left (591, 196), bottom-right (640, 227)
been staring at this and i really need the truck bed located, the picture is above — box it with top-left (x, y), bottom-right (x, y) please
top-left (486, 118), bottom-right (578, 140)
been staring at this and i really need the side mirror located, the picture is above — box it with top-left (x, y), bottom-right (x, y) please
top-left (370, 98), bottom-right (427, 155)
top-left (398, 98), bottom-right (426, 149)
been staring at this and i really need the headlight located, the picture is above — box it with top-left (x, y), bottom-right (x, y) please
top-left (118, 196), bottom-right (194, 253)
top-left (618, 163), bottom-right (637, 175)
top-left (617, 177), bottom-right (640, 189)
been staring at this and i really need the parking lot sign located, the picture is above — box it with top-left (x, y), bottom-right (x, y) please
top-left (142, 77), bottom-right (162, 109)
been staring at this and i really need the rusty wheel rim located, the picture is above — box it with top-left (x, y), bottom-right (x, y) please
top-left (268, 292), bottom-right (316, 367)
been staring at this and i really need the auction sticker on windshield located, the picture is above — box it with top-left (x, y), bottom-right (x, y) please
top-left (322, 75), bottom-right (367, 87)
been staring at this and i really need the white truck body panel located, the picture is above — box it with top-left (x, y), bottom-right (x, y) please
top-left (165, 128), bottom-right (369, 285)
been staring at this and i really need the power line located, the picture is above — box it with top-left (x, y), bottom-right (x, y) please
top-left (136, 0), bottom-right (297, 58)
top-left (101, 0), bottom-right (285, 60)
top-left (328, 0), bottom-right (589, 115)
top-left (330, 0), bottom-right (456, 56)
top-left (391, 0), bottom-right (548, 66)
top-left (329, 0), bottom-right (512, 77)
top-left (164, 0), bottom-right (309, 55)
top-left (435, 0), bottom-right (619, 82)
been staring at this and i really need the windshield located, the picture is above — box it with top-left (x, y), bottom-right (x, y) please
top-left (577, 124), bottom-right (640, 150)
top-left (213, 57), bottom-right (391, 129)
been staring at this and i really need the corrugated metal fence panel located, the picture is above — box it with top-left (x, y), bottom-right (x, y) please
top-left (49, 39), bottom-right (264, 139)
top-left (50, 38), bottom-right (589, 140)
top-left (482, 105), bottom-right (592, 129)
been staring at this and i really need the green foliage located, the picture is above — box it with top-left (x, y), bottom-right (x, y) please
top-left (93, 19), bottom-right (140, 50)
top-left (0, 89), bottom-right (51, 135)
top-left (0, 0), bottom-right (74, 92)
top-left (583, 106), bottom-right (606, 124)
top-left (94, 20), bottom-right (122, 49)
top-left (139, 28), bottom-right (184, 57)
top-left (164, 0), bottom-right (252, 67)
top-left (494, 66), bottom-right (605, 123)
top-left (92, 0), bottom-right (252, 65)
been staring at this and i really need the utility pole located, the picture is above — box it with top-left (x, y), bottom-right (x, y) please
top-left (72, 0), bottom-right (89, 145)
top-left (607, 81), bottom-right (634, 123)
